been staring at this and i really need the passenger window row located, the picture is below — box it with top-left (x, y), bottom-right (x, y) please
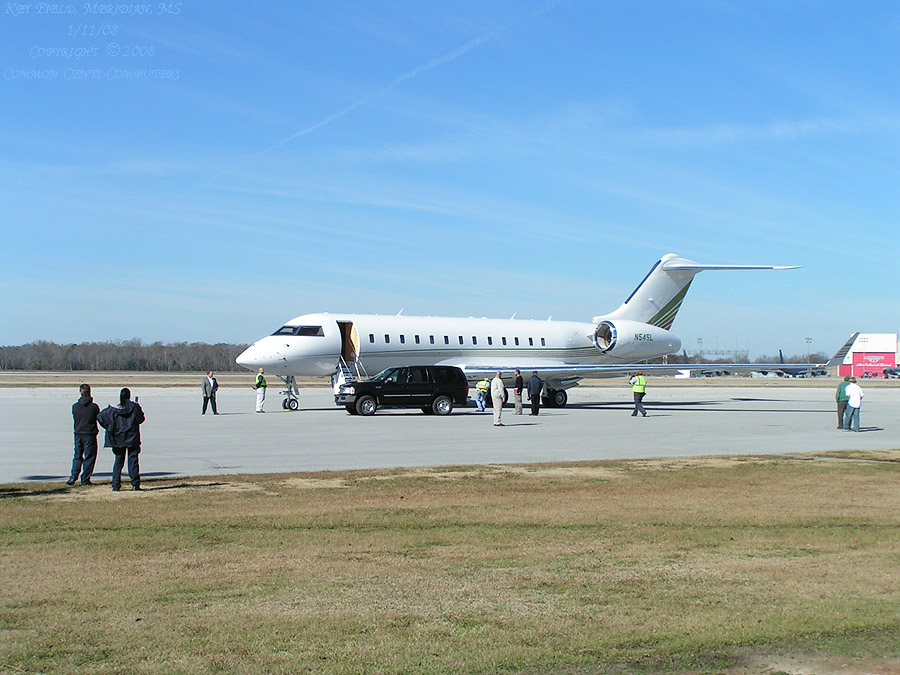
top-left (368, 333), bottom-right (546, 347)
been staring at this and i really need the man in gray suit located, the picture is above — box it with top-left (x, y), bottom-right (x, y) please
top-left (202, 371), bottom-right (219, 415)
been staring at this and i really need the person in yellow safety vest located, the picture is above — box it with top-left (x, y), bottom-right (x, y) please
top-left (475, 377), bottom-right (490, 412)
top-left (629, 370), bottom-right (647, 417)
top-left (254, 367), bottom-right (267, 413)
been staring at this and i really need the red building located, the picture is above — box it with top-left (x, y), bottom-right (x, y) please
top-left (837, 333), bottom-right (898, 378)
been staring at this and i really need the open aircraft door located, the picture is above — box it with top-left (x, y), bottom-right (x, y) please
top-left (337, 321), bottom-right (360, 362)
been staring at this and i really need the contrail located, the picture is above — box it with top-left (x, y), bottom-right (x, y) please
top-left (182, 1), bottom-right (560, 196)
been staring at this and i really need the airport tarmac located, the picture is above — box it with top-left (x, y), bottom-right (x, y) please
top-left (1, 384), bottom-right (897, 485)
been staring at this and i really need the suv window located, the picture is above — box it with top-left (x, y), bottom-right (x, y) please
top-left (432, 367), bottom-right (458, 384)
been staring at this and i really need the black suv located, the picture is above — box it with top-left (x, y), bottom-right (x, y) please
top-left (335, 365), bottom-right (469, 416)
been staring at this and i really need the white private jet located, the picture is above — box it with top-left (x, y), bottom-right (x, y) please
top-left (235, 253), bottom-right (835, 410)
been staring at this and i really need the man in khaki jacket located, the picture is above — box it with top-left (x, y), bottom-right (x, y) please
top-left (490, 371), bottom-right (507, 427)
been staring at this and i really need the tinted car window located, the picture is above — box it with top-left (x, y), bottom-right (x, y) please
top-left (432, 367), bottom-right (458, 384)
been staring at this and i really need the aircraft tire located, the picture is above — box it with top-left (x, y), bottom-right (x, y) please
top-left (356, 395), bottom-right (377, 416)
top-left (553, 389), bottom-right (568, 408)
top-left (282, 398), bottom-right (289, 410)
top-left (287, 398), bottom-right (299, 411)
top-left (432, 395), bottom-right (453, 415)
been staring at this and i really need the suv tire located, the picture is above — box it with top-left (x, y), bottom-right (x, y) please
top-left (432, 395), bottom-right (453, 416)
top-left (356, 395), bottom-right (377, 416)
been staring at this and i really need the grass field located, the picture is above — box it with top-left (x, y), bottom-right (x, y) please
top-left (2, 452), bottom-right (900, 674)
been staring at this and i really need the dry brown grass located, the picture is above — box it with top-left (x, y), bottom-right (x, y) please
top-left (2, 453), bottom-right (900, 674)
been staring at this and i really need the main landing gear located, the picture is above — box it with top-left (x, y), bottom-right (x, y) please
top-left (280, 375), bottom-right (300, 411)
top-left (541, 388), bottom-right (568, 408)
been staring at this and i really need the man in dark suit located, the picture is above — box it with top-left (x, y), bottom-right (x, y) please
top-left (202, 371), bottom-right (219, 415)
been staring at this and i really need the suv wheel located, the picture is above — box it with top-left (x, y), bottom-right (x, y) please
top-left (356, 395), bottom-right (377, 416)
top-left (432, 395), bottom-right (453, 415)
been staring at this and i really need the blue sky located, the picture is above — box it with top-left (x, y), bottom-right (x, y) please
top-left (1, 1), bottom-right (898, 358)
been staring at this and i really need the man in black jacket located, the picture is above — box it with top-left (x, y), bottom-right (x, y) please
top-left (68, 383), bottom-right (100, 485)
top-left (527, 372), bottom-right (543, 416)
top-left (98, 388), bottom-right (146, 491)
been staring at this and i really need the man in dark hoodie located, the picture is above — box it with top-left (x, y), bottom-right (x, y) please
top-left (68, 383), bottom-right (100, 486)
top-left (98, 387), bottom-right (146, 492)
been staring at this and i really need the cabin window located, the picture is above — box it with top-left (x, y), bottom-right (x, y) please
top-left (430, 335), bottom-right (435, 345)
top-left (415, 335), bottom-right (420, 344)
top-left (472, 336), bottom-right (477, 345)
top-left (540, 337), bottom-right (546, 346)
top-left (384, 334), bottom-right (390, 344)
top-left (399, 335), bottom-right (406, 344)
top-left (514, 337), bottom-right (520, 346)
top-left (502, 337), bottom-right (507, 346)
top-left (488, 337), bottom-right (493, 346)
top-left (458, 336), bottom-right (464, 345)
top-left (444, 336), bottom-right (449, 345)
top-left (369, 334), bottom-right (375, 343)
top-left (528, 337), bottom-right (534, 346)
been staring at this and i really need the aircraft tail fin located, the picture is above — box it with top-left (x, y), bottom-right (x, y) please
top-left (596, 253), bottom-right (799, 329)
top-left (825, 332), bottom-right (859, 369)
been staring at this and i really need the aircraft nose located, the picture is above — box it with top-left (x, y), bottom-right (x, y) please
top-left (236, 344), bottom-right (263, 370)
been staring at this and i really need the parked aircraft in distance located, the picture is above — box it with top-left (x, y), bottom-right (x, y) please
top-left (235, 253), bottom-right (834, 410)
top-left (772, 349), bottom-right (829, 378)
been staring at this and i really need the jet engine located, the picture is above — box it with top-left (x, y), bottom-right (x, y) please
top-left (591, 319), bottom-right (681, 360)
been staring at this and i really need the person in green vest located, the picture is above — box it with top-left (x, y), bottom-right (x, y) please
top-left (474, 377), bottom-right (490, 412)
top-left (835, 375), bottom-right (851, 430)
top-left (629, 370), bottom-right (647, 417)
top-left (254, 367), bottom-right (267, 413)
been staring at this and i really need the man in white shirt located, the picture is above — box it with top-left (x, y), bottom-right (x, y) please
top-left (843, 377), bottom-right (864, 432)
top-left (490, 371), bottom-right (507, 427)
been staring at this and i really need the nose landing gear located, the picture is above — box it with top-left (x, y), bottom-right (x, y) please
top-left (280, 375), bottom-right (300, 411)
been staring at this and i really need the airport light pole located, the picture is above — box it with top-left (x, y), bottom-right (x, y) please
top-left (805, 337), bottom-right (812, 364)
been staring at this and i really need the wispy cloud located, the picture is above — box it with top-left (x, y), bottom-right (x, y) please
top-left (181, 0), bottom-right (562, 196)
top-left (631, 115), bottom-right (899, 148)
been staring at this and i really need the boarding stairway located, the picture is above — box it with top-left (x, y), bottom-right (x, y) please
top-left (331, 357), bottom-right (370, 394)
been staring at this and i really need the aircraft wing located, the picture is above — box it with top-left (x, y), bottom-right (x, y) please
top-left (454, 361), bottom-right (822, 384)
top-left (450, 333), bottom-right (860, 384)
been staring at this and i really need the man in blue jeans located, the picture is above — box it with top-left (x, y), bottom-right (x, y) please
top-left (98, 388), bottom-right (146, 491)
top-left (842, 377), bottom-right (864, 432)
top-left (68, 383), bottom-right (100, 486)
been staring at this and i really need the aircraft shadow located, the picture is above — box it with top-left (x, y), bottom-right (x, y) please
top-left (19, 471), bottom-right (178, 482)
top-left (1, 485), bottom-right (71, 499)
top-left (566, 401), bottom-right (830, 414)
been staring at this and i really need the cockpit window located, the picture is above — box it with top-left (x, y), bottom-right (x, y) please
top-left (271, 325), bottom-right (324, 337)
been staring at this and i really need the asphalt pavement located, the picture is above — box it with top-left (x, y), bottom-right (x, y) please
top-left (1, 384), bottom-right (897, 485)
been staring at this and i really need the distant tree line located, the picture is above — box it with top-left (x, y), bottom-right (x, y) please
top-left (0, 340), bottom-right (249, 372)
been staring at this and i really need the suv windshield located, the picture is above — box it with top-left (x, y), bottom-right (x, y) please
top-left (371, 368), bottom-right (402, 382)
